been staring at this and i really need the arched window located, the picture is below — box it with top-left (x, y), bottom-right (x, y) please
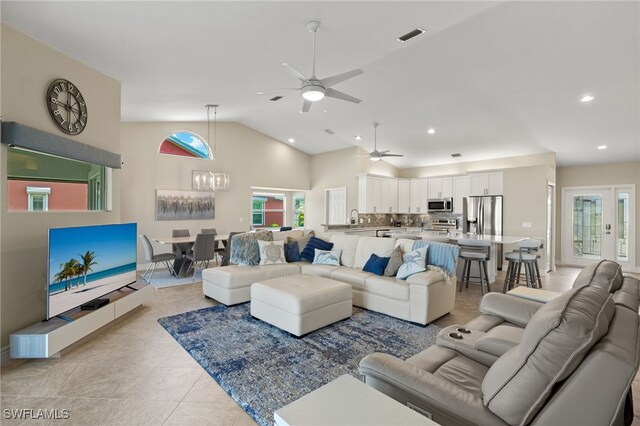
top-left (159, 131), bottom-right (212, 159)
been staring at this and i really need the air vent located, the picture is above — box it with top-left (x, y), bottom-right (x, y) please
top-left (451, 153), bottom-right (462, 158)
top-left (397, 28), bottom-right (426, 42)
top-left (324, 129), bottom-right (336, 135)
top-left (270, 96), bottom-right (283, 101)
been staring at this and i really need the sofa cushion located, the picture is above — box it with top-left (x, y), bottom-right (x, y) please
top-left (474, 325), bottom-right (524, 358)
top-left (572, 259), bottom-right (623, 292)
top-left (202, 263), bottom-right (301, 289)
top-left (482, 285), bottom-right (615, 425)
top-left (313, 248), bottom-right (342, 266)
top-left (330, 267), bottom-right (373, 289)
top-left (328, 234), bottom-right (360, 268)
top-left (300, 263), bottom-right (341, 277)
top-left (272, 229), bottom-right (304, 242)
top-left (394, 238), bottom-right (417, 255)
top-left (363, 253), bottom-right (390, 276)
top-left (300, 237), bottom-right (333, 263)
top-left (365, 275), bottom-right (410, 301)
top-left (353, 237), bottom-right (397, 270)
top-left (230, 231), bottom-right (273, 266)
top-left (257, 240), bottom-right (286, 265)
top-left (384, 245), bottom-right (404, 277)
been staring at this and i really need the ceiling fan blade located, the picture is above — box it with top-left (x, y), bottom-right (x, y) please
top-left (321, 69), bottom-right (364, 88)
top-left (301, 99), bottom-right (312, 113)
top-left (256, 88), bottom-right (299, 95)
top-left (325, 88), bottom-right (361, 104)
top-left (379, 150), bottom-right (390, 154)
top-left (381, 153), bottom-right (404, 158)
top-left (282, 62), bottom-right (308, 81)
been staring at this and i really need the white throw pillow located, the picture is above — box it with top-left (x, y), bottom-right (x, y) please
top-left (312, 248), bottom-right (342, 266)
top-left (396, 247), bottom-right (428, 279)
top-left (258, 240), bottom-right (286, 265)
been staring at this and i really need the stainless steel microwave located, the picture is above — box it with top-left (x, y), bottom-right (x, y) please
top-left (427, 198), bottom-right (453, 212)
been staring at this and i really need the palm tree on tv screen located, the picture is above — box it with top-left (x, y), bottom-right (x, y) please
top-left (79, 250), bottom-right (98, 287)
top-left (57, 259), bottom-right (81, 291)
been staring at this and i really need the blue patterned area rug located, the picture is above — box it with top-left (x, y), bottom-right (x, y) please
top-left (158, 304), bottom-right (439, 426)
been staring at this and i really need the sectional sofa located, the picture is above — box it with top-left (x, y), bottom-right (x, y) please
top-left (202, 230), bottom-right (459, 325)
top-left (359, 260), bottom-right (640, 426)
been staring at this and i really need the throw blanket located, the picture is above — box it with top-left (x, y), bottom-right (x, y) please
top-left (413, 240), bottom-right (460, 277)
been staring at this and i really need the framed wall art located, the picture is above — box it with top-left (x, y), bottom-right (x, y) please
top-left (155, 189), bottom-right (215, 220)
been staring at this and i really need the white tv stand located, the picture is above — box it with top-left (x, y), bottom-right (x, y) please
top-left (10, 282), bottom-right (153, 358)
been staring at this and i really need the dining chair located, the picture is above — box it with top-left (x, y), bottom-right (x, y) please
top-left (139, 234), bottom-right (177, 282)
top-left (185, 233), bottom-right (216, 281)
top-left (220, 231), bottom-right (243, 267)
top-left (201, 228), bottom-right (225, 265)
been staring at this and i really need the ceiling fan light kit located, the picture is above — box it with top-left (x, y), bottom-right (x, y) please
top-left (258, 20), bottom-right (364, 113)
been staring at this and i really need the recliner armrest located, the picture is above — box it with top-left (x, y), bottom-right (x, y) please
top-left (479, 293), bottom-right (544, 327)
top-left (358, 353), bottom-right (505, 426)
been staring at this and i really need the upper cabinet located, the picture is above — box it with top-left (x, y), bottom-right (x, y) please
top-left (410, 179), bottom-right (428, 213)
top-left (452, 176), bottom-right (470, 214)
top-left (357, 175), bottom-right (398, 213)
top-left (427, 177), bottom-right (453, 199)
top-left (470, 172), bottom-right (503, 196)
top-left (397, 180), bottom-right (411, 214)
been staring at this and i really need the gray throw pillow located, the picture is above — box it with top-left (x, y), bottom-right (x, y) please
top-left (384, 245), bottom-right (403, 277)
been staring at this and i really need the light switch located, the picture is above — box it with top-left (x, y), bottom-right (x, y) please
top-left (522, 222), bottom-right (532, 228)
top-left (240, 217), bottom-right (244, 223)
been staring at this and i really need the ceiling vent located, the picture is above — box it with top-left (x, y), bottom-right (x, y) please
top-left (270, 96), bottom-right (283, 101)
top-left (324, 129), bottom-right (336, 135)
top-left (451, 153), bottom-right (462, 158)
top-left (397, 28), bottom-right (426, 43)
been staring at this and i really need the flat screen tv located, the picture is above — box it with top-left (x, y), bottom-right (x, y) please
top-left (47, 223), bottom-right (137, 319)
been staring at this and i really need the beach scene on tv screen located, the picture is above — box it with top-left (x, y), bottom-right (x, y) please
top-left (48, 223), bottom-right (137, 318)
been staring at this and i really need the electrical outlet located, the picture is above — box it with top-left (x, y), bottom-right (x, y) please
top-left (359, 218), bottom-right (364, 224)
top-left (522, 222), bottom-right (532, 228)
top-left (367, 218), bottom-right (371, 223)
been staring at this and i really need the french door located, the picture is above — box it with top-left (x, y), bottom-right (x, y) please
top-left (562, 185), bottom-right (635, 270)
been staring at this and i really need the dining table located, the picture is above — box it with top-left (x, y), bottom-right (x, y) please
top-left (152, 234), bottom-right (229, 277)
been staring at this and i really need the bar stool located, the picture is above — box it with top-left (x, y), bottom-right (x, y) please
top-left (458, 239), bottom-right (492, 295)
top-left (502, 239), bottom-right (542, 292)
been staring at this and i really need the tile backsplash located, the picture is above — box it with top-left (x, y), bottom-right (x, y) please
top-left (357, 213), bottom-right (463, 229)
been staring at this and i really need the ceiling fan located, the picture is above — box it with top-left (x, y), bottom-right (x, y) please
top-left (369, 122), bottom-right (403, 161)
top-left (257, 21), bottom-right (364, 113)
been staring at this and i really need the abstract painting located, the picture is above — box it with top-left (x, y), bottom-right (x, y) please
top-left (156, 189), bottom-right (215, 220)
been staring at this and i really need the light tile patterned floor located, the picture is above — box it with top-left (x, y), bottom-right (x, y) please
top-left (1, 266), bottom-right (638, 425)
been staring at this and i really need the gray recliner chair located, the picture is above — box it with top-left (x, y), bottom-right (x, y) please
top-left (359, 260), bottom-right (640, 426)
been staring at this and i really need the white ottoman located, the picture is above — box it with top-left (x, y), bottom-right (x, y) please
top-left (251, 274), bottom-right (353, 336)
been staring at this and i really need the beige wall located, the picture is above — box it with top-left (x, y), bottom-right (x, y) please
top-left (556, 161), bottom-right (640, 268)
top-left (306, 147), bottom-right (399, 230)
top-left (399, 152), bottom-right (556, 178)
top-left (120, 121), bottom-right (310, 264)
top-left (0, 25), bottom-right (122, 347)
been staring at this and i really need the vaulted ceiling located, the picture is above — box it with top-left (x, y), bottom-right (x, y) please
top-left (2, 1), bottom-right (638, 167)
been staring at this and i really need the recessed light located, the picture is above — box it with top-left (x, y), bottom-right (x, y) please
top-left (288, 138), bottom-right (295, 143)
top-left (427, 128), bottom-right (435, 135)
top-left (597, 145), bottom-right (607, 150)
top-left (355, 135), bottom-right (362, 141)
top-left (580, 95), bottom-right (595, 102)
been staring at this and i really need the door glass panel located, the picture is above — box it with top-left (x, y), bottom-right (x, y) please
top-left (572, 194), bottom-right (602, 259)
top-left (617, 193), bottom-right (629, 262)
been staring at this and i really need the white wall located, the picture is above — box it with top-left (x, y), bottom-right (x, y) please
top-left (120, 121), bottom-right (311, 264)
top-left (0, 25), bottom-right (122, 347)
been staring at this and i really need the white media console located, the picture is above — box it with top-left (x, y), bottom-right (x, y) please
top-left (10, 282), bottom-right (153, 358)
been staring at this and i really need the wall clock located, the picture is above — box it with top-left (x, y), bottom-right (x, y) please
top-left (46, 79), bottom-right (88, 135)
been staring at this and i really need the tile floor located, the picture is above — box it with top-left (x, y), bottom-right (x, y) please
top-left (1, 266), bottom-right (638, 425)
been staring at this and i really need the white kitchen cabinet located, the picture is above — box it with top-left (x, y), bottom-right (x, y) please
top-left (470, 172), bottom-right (503, 196)
top-left (357, 175), bottom-right (399, 213)
top-left (397, 180), bottom-right (411, 213)
top-left (409, 178), bottom-right (428, 213)
top-left (427, 177), bottom-right (453, 199)
top-left (452, 175), bottom-right (470, 214)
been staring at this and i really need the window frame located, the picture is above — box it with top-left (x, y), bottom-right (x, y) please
top-left (26, 186), bottom-right (51, 211)
top-left (252, 192), bottom-right (286, 229)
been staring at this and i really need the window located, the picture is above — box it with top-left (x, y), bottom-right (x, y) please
top-left (7, 147), bottom-right (106, 212)
top-left (293, 195), bottom-right (305, 228)
top-left (159, 131), bottom-right (212, 159)
top-left (27, 187), bottom-right (50, 211)
top-left (252, 193), bottom-right (285, 228)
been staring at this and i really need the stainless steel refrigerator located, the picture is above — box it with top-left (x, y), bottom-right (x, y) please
top-left (463, 195), bottom-right (504, 267)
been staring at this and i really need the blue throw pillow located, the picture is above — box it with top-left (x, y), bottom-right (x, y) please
top-left (363, 253), bottom-right (390, 276)
top-left (300, 237), bottom-right (334, 262)
top-left (284, 241), bottom-right (301, 262)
